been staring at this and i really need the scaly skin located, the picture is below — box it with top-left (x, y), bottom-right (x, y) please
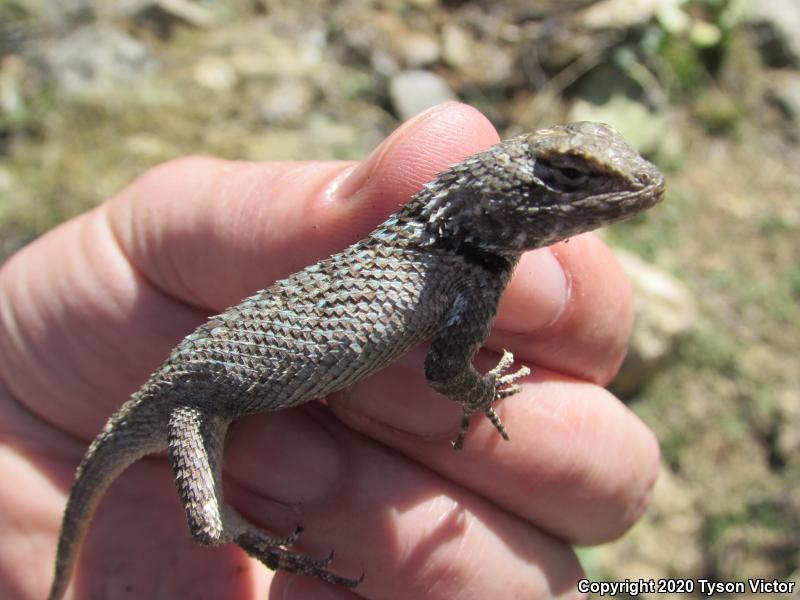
top-left (49, 122), bottom-right (665, 599)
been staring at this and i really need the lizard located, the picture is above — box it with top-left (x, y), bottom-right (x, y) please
top-left (48, 121), bottom-right (665, 599)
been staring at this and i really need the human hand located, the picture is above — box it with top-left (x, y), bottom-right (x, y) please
top-left (0, 103), bottom-right (659, 599)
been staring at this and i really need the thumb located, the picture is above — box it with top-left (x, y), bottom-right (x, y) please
top-left (0, 102), bottom-right (498, 433)
top-left (107, 102), bottom-right (500, 310)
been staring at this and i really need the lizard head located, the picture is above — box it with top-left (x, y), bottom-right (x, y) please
top-left (522, 121), bottom-right (665, 245)
top-left (423, 122), bottom-right (666, 256)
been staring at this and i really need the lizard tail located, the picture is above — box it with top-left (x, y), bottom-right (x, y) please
top-left (48, 399), bottom-right (165, 600)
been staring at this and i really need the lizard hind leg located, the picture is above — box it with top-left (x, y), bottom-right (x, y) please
top-left (165, 406), bottom-right (363, 587)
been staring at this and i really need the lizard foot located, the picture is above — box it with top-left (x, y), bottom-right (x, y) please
top-left (452, 349), bottom-right (530, 451)
top-left (236, 527), bottom-right (365, 588)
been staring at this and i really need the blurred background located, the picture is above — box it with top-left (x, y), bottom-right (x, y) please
top-left (0, 0), bottom-right (797, 596)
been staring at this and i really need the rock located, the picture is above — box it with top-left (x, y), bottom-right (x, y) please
top-left (532, 27), bottom-right (609, 73)
top-left (13, 0), bottom-right (92, 28)
top-left (193, 55), bottom-right (237, 92)
top-left (441, 22), bottom-right (515, 85)
top-left (568, 65), bottom-right (668, 155)
top-left (306, 112), bottom-right (363, 158)
top-left (142, 0), bottom-right (216, 27)
top-left (338, 9), bottom-right (441, 74)
top-left (389, 70), bottom-right (456, 121)
top-left (45, 25), bottom-right (157, 97)
top-left (0, 55), bottom-right (25, 117)
top-left (766, 69), bottom-right (800, 130)
top-left (397, 31), bottom-right (440, 68)
top-left (595, 467), bottom-right (705, 579)
top-left (96, 0), bottom-right (217, 28)
top-left (230, 31), bottom-right (323, 78)
top-left (612, 250), bottom-right (698, 397)
top-left (405, 0), bottom-right (438, 8)
top-left (441, 23), bottom-right (473, 70)
top-left (745, 0), bottom-right (800, 66)
top-left (691, 87), bottom-right (742, 135)
top-left (500, 0), bottom-right (599, 20)
top-left (376, 13), bottom-right (439, 69)
top-left (258, 78), bottom-right (314, 126)
top-left (244, 129), bottom-right (307, 161)
top-left (577, 0), bottom-right (685, 30)
top-left (122, 133), bottom-right (177, 162)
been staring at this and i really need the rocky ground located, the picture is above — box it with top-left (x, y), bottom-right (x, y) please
top-left (0, 0), bottom-right (798, 597)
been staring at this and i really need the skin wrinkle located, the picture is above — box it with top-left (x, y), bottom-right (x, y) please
top-left (226, 165), bottom-right (283, 300)
top-left (79, 209), bottom-right (189, 388)
top-left (80, 209), bottom-right (129, 320)
top-left (0, 260), bottom-right (79, 427)
top-left (0, 272), bottom-right (25, 403)
top-left (99, 200), bottom-right (208, 327)
top-left (117, 163), bottom-right (192, 304)
top-left (110, 158), bottom-right (222, 310)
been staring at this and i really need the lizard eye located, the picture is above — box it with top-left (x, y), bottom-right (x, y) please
top-left (535, 160), bottom-right (591, 191)
top-left (557, 167), bottom-right (586, 183)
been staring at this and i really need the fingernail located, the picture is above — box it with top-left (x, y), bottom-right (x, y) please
top-left (494, 248), bottom-right (570, 333)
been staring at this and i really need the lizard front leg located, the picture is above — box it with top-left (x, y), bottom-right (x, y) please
top-left (166, 405), bottom-right (362, 586)
top-left (424, 285), bottom-right (530, 450)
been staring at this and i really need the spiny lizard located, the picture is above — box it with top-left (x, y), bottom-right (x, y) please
top-left (49, 122), bottom-right (665, 598)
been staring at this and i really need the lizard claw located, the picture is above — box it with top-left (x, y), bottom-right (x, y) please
top-left (452, 349), bottom-right (530, 450)
top-left (276, 525), bottom-right (304, 549)
top-left (490, 349), bottom-right (530, 390)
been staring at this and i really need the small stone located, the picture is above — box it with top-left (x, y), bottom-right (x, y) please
top-left (568, 65), bottom-right (668, 155)
top-left (102, 0), bottom-right (217, 28)
top-left (767, 69), bottom-right (800, 127)
top-left (45, 25), bottom-right (157, 97)
top-left (123, 134), bottom-right (178, 162)
top-left (442, 23), bottom-right (472, 70)
top-left (688, 20), bottom-right (722, 48)
top-left (149, 0), bottom-right (216, 27)
top-left (745, 0), bottom-right (800, 66)
top-left (259, 78), bottom-right (314, 125)
top-left (0, 164), bottom-right (14, 194)
top-left (244, 130), bottom-right (307, 161)
top-left (389, 70), bottom-right (457, 121)
top-left (193, 56), bottom-right (237, 92)
top-left (366, 12), bottom-right (439, 71)
top-left (0, 55), bottom-right (25, 117)
top-left (578, 0), bottom-right (685, 30)
top-left (397, 31), bottom-right (440, 68)
top-left (14, 0), bottom-right (92, 28)
top-left (406, 0), bottom-right (438, 8)
top-left (230, 32), bottom-right (323, 78)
